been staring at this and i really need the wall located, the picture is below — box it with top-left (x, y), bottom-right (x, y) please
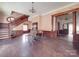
top-left (23, 21), bottom-right (32, 30)
top-left (29, 15), bottom-right (41, 30)
top-left (13, 24), bottom-right (23, 31)
top-left (29, 14), bottom-right (52, 31)
top-left (0, 8), bottom-right (6, 23)
top-left (40, 14), bottom-right (52, 31)
top-left (13, 21), bottom-right (32, 31)
top-left (76, 11), bottom-right (79, 34)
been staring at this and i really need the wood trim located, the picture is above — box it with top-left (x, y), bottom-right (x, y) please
top-left (23, 29), bottom-right (30, 33)
top-left (55, 16), bottom-right (58, 37)
top-left (42, 30), bottom-right (57, 38)
top-left (11, 15), bottom-right (28, 26)
top-left (43, 31), bottom-right (52, 38)
top-left (53, 8), bottom-right (79, 17)
top-left (51, 16), bottom-right (56, 38)
top-left (11, 30), bottom-right (30, 38)
top-left (51, 16), bottom-right (54, 31)
top-left (73, 11), bottom-right (76, 35)
top-left (73, 34), bottom-right (79, 49)
top-left (51, 16), bottom-right (58, 38)
top-left (0, 23), bottom-right (8, 28)
top-left (72, 11), bottom-right (79, 49)
top-left (11, 11), bottom-right (29, 17)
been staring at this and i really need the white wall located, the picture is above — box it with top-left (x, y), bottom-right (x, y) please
top-left (76, 12), bottom-right (79, 34)
top-left (40, 14), bottom-right (52, 31)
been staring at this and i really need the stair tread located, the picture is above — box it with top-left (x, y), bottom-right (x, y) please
top-left (0, 36), bottom-right (9, 37)
top-left (0, 35), bottom-right (9, 36)
top-left (0, 33), bottom-right (9, 35)
top-left (0, 36), bottom-right (9, 38)
top-left (0, 30), bottom-right (9, 32)
top-left (0, 28), bottom-right (10, 39)
top-left (0, 32), bottom-right (9, 33)
top-left (0, 30), bottom-right (8, 31)
top-left (0, 37), bottom-right (9, 39)
top-left (0, 33), bottom-right (9, 34)
top-left (0, 37), bottom-right (8, 38)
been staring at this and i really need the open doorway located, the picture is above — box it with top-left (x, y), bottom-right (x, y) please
top-left (68, 23), bottom-right (73, 37)
top-left (68, 23), bottom-right (73, 42)
top-left (56, 14), bottom-right (73, 42)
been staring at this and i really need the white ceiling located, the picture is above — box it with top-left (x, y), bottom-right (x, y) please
top-left (0, 2), bottom-right (75, 16)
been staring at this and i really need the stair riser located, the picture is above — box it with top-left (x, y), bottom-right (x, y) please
top-left (0, 27), bottom-right (10, 39)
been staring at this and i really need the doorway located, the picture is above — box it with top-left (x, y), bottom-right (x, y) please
top-left (56, 14), bottom-right (73, 42)
top-left (68, 23), bottom-right (73, 42)
top-left (68, 23), bottom-right (73, 36)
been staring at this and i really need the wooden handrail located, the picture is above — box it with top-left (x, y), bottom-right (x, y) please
top-left (10, 15), bottom-right (29, 26)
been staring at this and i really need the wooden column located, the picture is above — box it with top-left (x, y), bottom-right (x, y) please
top-left (51, 16), bottom-right (58, 38)
top-left (67, 23), bottom-right (69, 34)
top-left (51, 16), bottom-right (54, 31)
top-left (72, 11), bottom-right (79, 50)
top-left (54, 16), bottom-right (58, 38)
top-left (73, 11), bottom-right (76, 35)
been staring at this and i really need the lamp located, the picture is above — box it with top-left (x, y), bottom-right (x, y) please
top-left (29, 2), bottom-right (36, 13)
top-left (7, 17), bottom-right (15, 22)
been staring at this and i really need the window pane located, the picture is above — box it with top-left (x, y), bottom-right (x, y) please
top-left (23, 25), bottom-right (28, 31)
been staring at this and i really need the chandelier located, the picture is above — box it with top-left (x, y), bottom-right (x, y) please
top-left (7, 17), bottom-right (15, 22)
top-left (29, 2), bottom-right (36, 13)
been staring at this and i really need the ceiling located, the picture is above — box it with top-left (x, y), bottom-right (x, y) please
top-left (0, 2), bottom-right (75, 17)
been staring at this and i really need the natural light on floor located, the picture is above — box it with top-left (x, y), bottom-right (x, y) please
top-left (22, 34), bottom-right (29, 43)
top-left (22, 24), bottom-right (29, 43)
top-left (68, 23), bottom-right (73, 42)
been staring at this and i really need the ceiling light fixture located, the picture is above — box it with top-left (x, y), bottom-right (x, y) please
top-left (29, 2), bottom-right (36, 13)
top-left (7, 17), bottom-right (15, 22)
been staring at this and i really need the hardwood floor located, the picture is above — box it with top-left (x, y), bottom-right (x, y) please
top-left (0, 34), bottom-right (79, 57)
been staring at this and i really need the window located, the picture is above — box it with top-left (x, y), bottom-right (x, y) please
top-left (23, 24), bottom-right (28, 31)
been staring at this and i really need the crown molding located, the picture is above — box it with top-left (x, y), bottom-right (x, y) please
top-left (41, 3), bottom-right (79, 16)
top-left (30, 3), bottom-right (79, 18)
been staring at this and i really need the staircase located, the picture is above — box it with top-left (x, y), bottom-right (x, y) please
top-left (0, 28), bottom-right (10, 39)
